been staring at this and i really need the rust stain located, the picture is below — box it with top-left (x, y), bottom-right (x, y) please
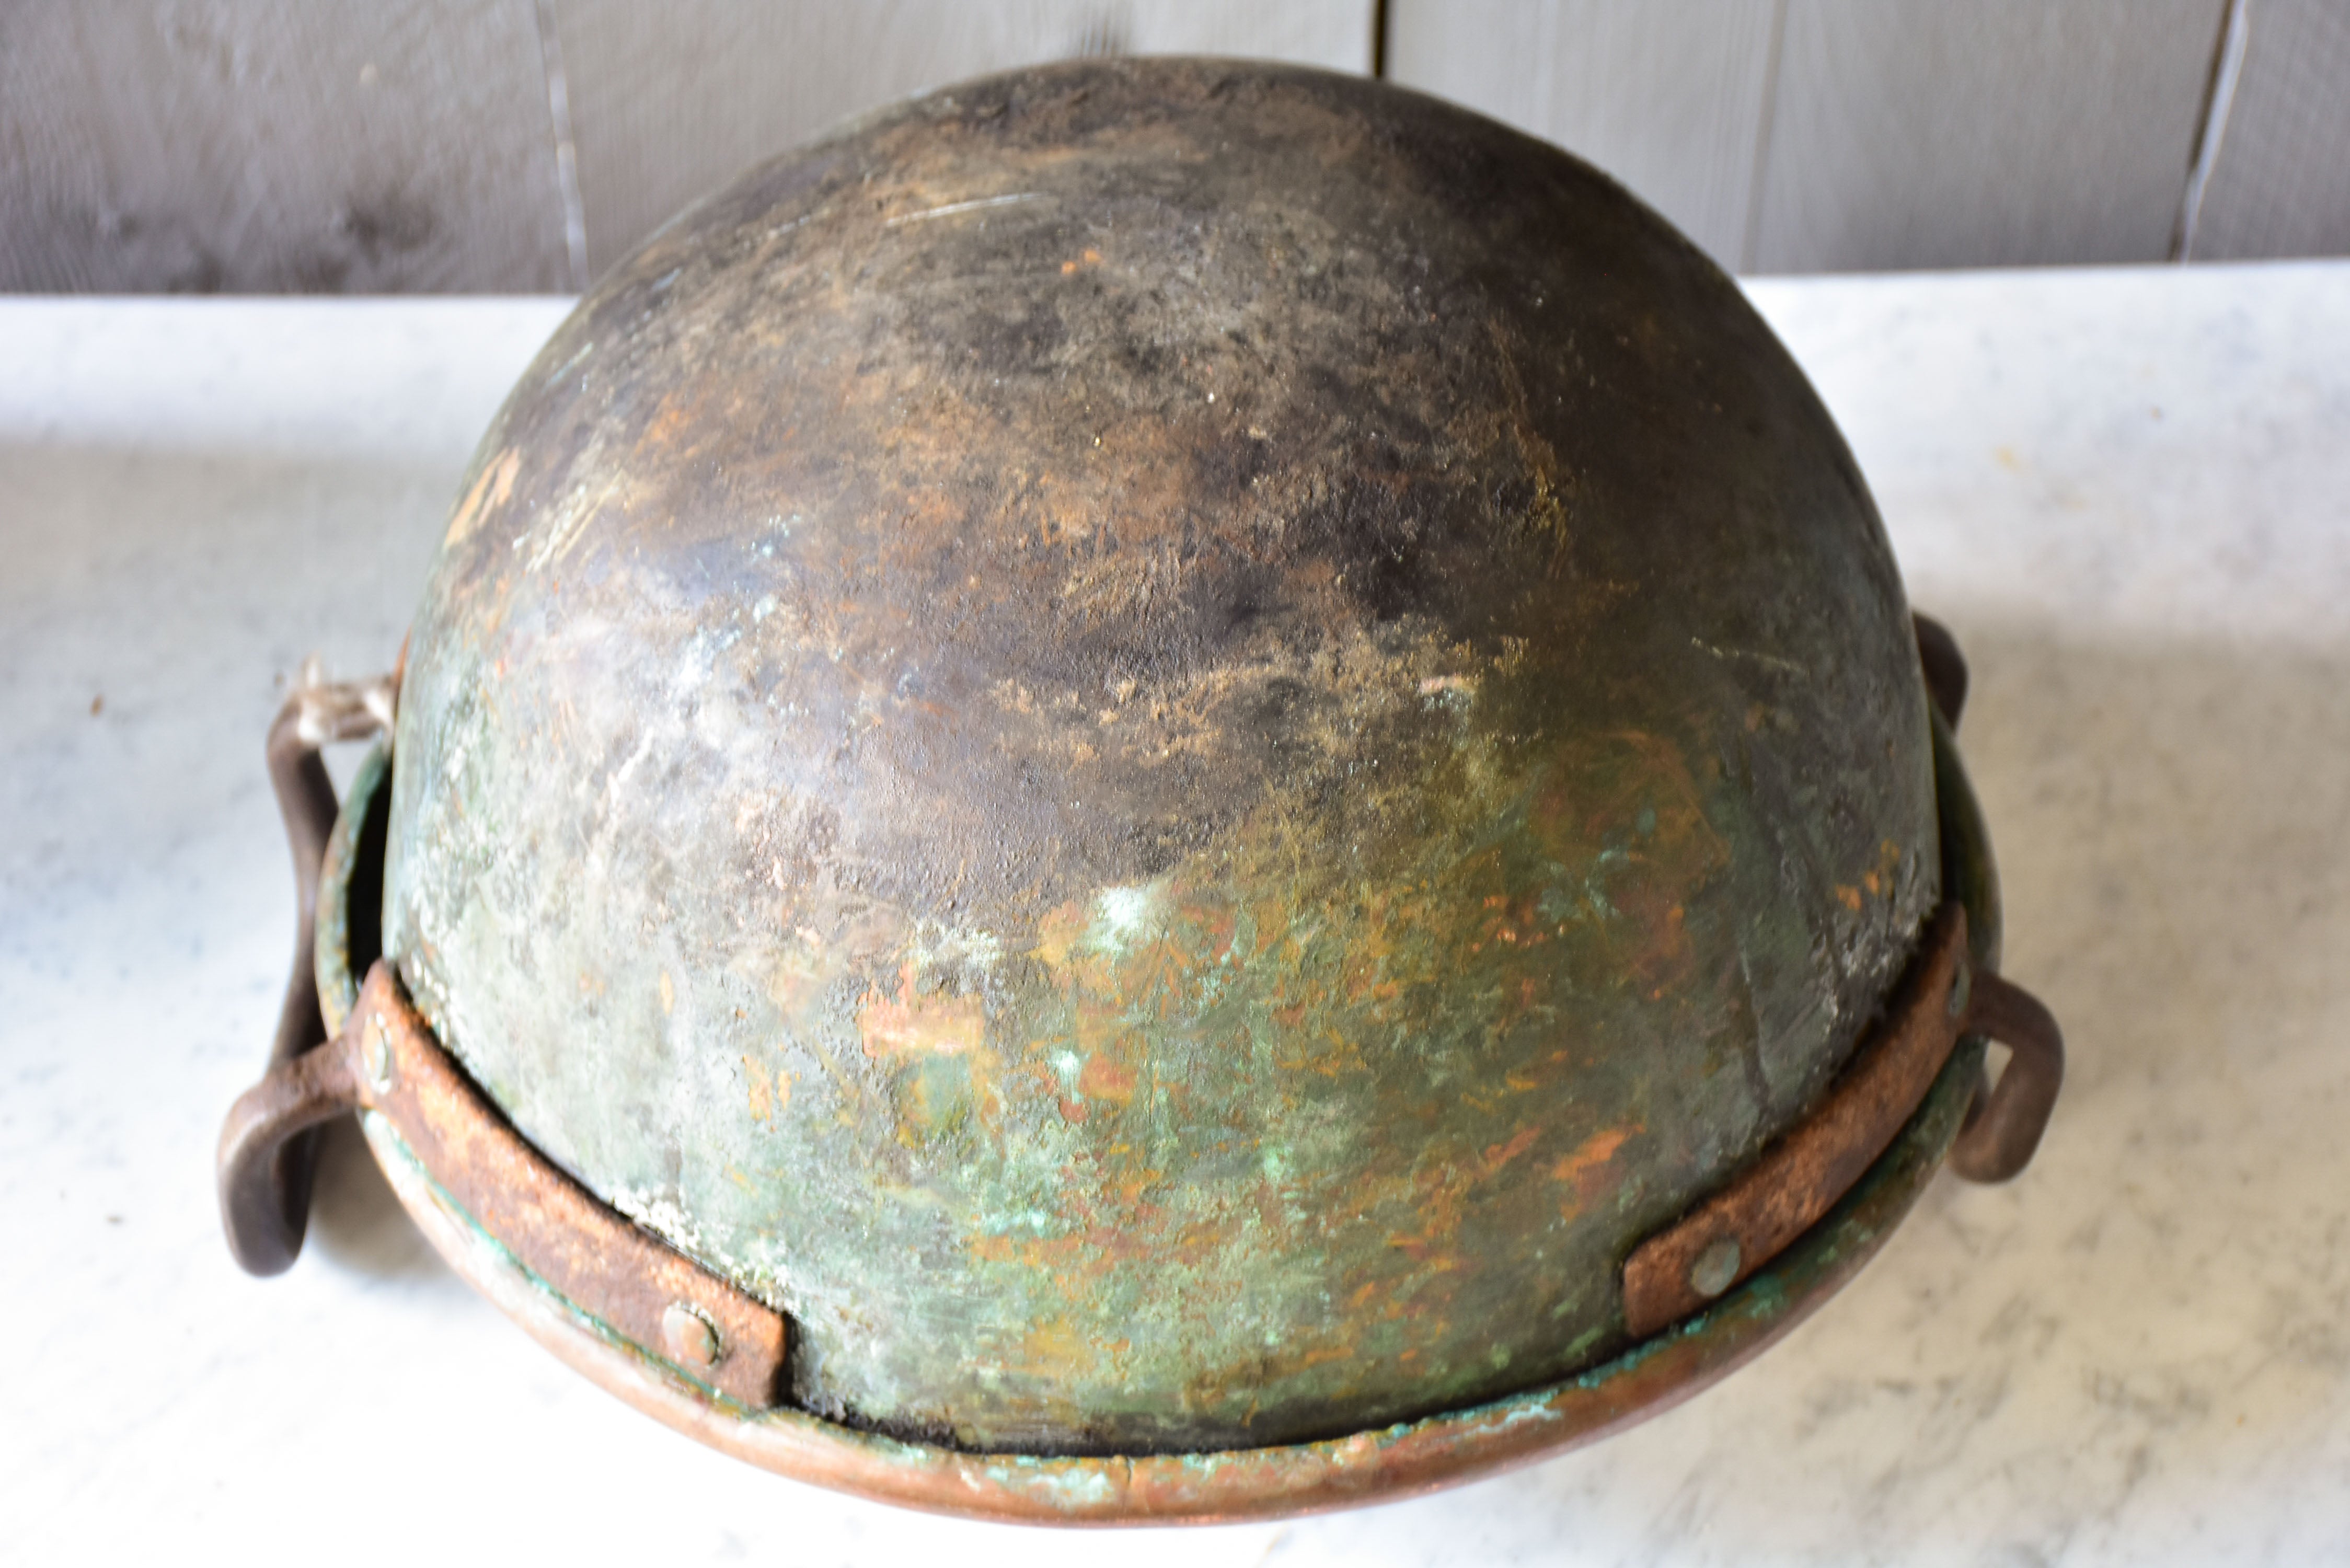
top-left (857, 962), bottom-right (985, 1058)
top-left (1033, 902), bottom-right (1087, 967)
top-left (1550, 1127), bottom-right (1633, 1206)
top-left (744, 1056), bottom-right (792, 1125)
top-left (1479, 1125), bottom-right (1542, 1178)
top-left (443, 448), bottom-right (519, 550)
top-left (1078, 1054), bottom-right (1137, 1103)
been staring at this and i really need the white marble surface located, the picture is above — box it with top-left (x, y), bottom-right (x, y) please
top-left (4, 264), bottom-right (2347, 1564)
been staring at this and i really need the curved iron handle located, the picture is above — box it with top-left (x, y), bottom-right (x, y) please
top-left (1950, 970), bottom-right (2064, 1182)
top-left (218, 1031), bottom-right (368, 1273)
top-left (1913, 612), bottom-right (1969, 730)
top-left (1910, 612), bottom-right (2063, 1183)
top-left (217, 664), bottom-right (396, 1275)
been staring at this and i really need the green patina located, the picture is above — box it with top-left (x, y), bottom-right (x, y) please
top-left (372, 61), bottom-right (1942, 1452)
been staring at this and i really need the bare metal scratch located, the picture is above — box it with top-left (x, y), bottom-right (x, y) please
top-left (1691, 636), bottom-right (1807, 677)
top-left (884, 193), bottom-right (1043, 226)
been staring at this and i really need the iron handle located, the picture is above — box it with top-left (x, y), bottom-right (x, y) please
top-left (217, 1027), bottom-right (366, 1274)
top-left (1913, 612), bottom-right (1970, 730)
top-left (1907, 612), bottom-right (2064, 1182)
top-left (217, 666), bottom-right (395, 1276)
top-left (1950, 970), bottom-right (2065, 1182)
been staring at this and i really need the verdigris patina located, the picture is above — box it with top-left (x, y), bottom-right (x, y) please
top-left (379, 57), bottom-right (1939, 1454)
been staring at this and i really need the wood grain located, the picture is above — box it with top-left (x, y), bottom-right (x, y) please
top-left (1748, 0), bottom-right (2228, 272)
top-left (546, 0), bottom-right (1375, 279)
top-left (1387, 0), bottom-right (1780, 269)
top-left (0, 0), bottom-right (570, 292)
top-left (8, 0), bottom-right (2336, 291)
top-left (2188, 0), bottom-right (2350, 260)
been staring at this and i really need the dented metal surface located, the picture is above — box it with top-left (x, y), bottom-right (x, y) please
top-left (381, 59), bottom-right (1943, 1452)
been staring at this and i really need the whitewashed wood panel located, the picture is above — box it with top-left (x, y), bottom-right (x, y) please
top-left (1387, 0), bottom-right (1780, 269)
top-left (546, 0), bottom-right (1376, 279)
top-left (2187, 0), bottom-right (2350, 261)
top-left (0, 1), bottom-right (570, 293)
top-left (1748, 0), bottom-right (2228, 273)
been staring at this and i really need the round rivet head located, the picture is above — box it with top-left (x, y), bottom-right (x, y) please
top-left (360, 1014), bottom-right (396, 1093)
top-left (1689, 1236), bottom-right (1743, 1299)
top-left (662, 1302), bottom-right (722, 1369)
top-left (1948, 958), bottom-right (1973, 1021)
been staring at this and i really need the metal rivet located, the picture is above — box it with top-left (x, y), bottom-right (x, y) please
top-left (1689, 1236), bottom-right (1742, 1299)
top-left (361, 1014), bottom-right (396, 1092)
top-left (1948, 958), bottom-right (1973, 1021)
top-left (662, 1301), bottom-right (722, 1369)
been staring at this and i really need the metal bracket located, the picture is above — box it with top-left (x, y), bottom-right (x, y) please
top-left (220, 650), bottom-right (789, 1406)
top-left (220, 962), bottom-right (791, 1409)
top-left (1620, 900), bottom-right (2064, 1338)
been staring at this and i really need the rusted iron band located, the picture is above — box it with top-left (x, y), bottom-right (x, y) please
top-left (221, 962), bottom-right (790, 1409)
top-left (270, 693), bottom-right (2023, 1520)
top-left (1623, 903), bottom-right (1972, 1337)
top-left (355, 1023), bottom-right (1987, 1524)
top-left (1622, 901), bottom-right (2062, 1336)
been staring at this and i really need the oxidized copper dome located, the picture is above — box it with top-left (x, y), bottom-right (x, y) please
top-left (223, 58), bottom-right (2059, 1521)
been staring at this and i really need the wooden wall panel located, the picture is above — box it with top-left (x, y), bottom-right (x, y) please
top-left (1748, 0), bottom-right (2228, 273)
top-left (1387, 0), bottom-right (1780, 269)
top-left (0, 1), bottom-right (570, 293)
top-left (2187, 0), bottom-right (2350, 261)
top-left (546, 0), bottom-right (1375, 280)
top-left (8, 0), bottom-right (2340, 290)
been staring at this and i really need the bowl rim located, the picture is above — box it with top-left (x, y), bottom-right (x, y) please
top-left (315, 717), bottom-right (1997, 1524)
